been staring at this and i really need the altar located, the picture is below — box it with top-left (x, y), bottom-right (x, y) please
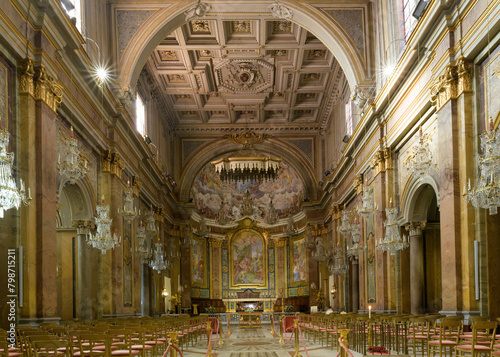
top-left (238, 312), bottom-right (263, 328)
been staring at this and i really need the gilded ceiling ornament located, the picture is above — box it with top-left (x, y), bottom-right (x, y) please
top-left (232, 21), bottom-right (251, 33)
top-left (307, 49), bottom-right (326, 60)
top-left (191, 20), bottom-right (210, 33)
top-left (272, 20), bottom-right (291, 33)
top-left (160, 50), bottom-right (178, 61)
top-left (224, 130), bottom-right (271, 149)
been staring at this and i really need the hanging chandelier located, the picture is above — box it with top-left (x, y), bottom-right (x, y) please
top-left (404, 126), bottom-right (434, 177)
top-left (149, 241), bottom-right (168, 271)
top-left (464, 118), bottom-right (500, 215)
top-left (87, 196), bottom-right (121, 254)
top-left (146, 207), bottom-right (157, 237)
top-left (358, 181), bottom-right (377, 218)
top-left (118, 181), bottom-right (137, 221)
top-left (135, 221), bottom-right (151, 263)
top-left (347, 217), bottom-right (363, 258)
top-left (211, 156), bottom-right (282, 183)
top-left (57, 127), bottom-right (89, 184)
top-left (337, 206), bottom-right (352, 238)
top-left (0, 125), bottom-right (31, 218)
top-left (377, 198), bottom-right (408, 255)
top-left (330, 244), bottom-right (347, 275)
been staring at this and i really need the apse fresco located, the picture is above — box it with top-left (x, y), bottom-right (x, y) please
top-left (191, 161), bottom-right (304, 221)
top-left (231, 231), bottom-right (265, 286)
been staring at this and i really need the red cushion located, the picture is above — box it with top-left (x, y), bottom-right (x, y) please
top-left (457, 344), bottom-right (491, 351)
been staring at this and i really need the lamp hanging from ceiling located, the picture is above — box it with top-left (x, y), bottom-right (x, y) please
top-left (87, 196), bottom-right (121, 254)
top-left (57, 127), bottom-right (89, 184)
top-left (118, 181), bottom-right (137, 221)
top-left (135, 221), bottom-right (151, 263)
top-left (377, 198), bottom-right (408, 255)
top-left (337, 206), bottom-right (352, 238)
top-left (146, 206), bottom-right (157, 237)
top-left (330, 244), bottom-right (347, 275)
top-left (464, 118), bottom-right (500, 215)
top-left (0, 123), bottom-right (31, 218)
top-left (358, 180), bottom-right (377, 218)
top-left (149, 241), bottom-right (168, 271)
top-left (347, 216), bottom-right (364, 258)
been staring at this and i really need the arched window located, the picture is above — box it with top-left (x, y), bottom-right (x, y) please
top-left (136, 94), bottom-right (146, 136)
top-left (61, 0), bottom-right (82, 33)
top-left (402, 0), bottom-right (417, 41)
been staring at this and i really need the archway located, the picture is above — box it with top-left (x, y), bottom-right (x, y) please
top-left (402, 181), bottom-right (442, 314)
top-left (118, 1), bottom-right (369, 93)
top-left (56, 178), bottom-right (97, 321)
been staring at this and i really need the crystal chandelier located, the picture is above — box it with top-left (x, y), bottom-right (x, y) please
top-left (347, 217), bottom-right (363, 258)
top-left (404, 126), bottom-right (434, 177)
top-left (118, 181), bottom-right (137, 221)
top-left (211, 156), bottom-right (282, 183)
top-left (146, 207), bottom-right (157, 237)
top-left (0, 125), bottom-right (31, 218)
top-left (330, 244), bottom-right (347, 275)
top-left (358, 181), bottom-right (377, 218)
top-left (337, 206), bottom-right (352, 238)
top-left (135, 221), bottom-right (151, 263)
top-left (377, 199), bottom-right (408, 255)
top-left (57, 127), bottom-right (89, 184)
top-left (265, 199), bottom-right (278, 225)
top-left (464, 118), bottom-right (500, 215)
top-left (87, 196), bottom-right (121, 254)
top-left (149, 241), bottom-right (168, 271)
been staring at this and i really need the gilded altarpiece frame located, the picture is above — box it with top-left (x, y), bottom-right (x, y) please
top-left (229, 229), bottom-right (267, 289)
top-left (191, 236), bottom-right (210, 298)
top-left (288, 234), bottom-right (308, 296)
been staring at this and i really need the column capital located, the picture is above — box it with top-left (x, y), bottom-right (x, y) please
top-left (353, 174), bottom-right (363, 195)
top-left (33, 63), bottom-right (63, 112)
top-left (73, 219), bottom-right (95, 235)
top-left (370, 149), bottom-right (385, 176)
top-left (405, 221), bottom-right (427, 237)
top-left (19, 56), bottom-right (35, 95)
top-left (430, 58), bottom-right (472, 111)
top-left (132, 176), bottom-right (143, 197)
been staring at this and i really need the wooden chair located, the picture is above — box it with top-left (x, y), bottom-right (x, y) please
top-left (428, 321), bottom-right (461, 357)
top-left (455, 321), bottom-right (498, 357)
top-left (407, 317), bottom-right (431, 357)
top-left (108, 329), bottom-right (140, 356)
top-left (32, 340), bottom-right (70, 357)
top-left (0, 329), bottom-right (22, 357)
top-left (74, 333), bottom-right (110, 356)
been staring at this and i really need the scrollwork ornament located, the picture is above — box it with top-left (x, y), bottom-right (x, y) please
top-left (268, 2), bottom-right (293, 19)
top-left (185, 1), bottom-right (212, 22)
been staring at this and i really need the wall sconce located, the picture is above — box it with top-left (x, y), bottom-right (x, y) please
top-left (162, 288), bottom-right (169, 297)
top-left (330, 285), bottom-right (336, 299)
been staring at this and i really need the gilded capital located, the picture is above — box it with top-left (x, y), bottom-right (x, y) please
top-left (370, 150), bottom-right (385, 176)
top-left (73, 219), bottom-right (95, 235)
top-left (353, 174), bottom-right (363, 195)
top-left (102, 150), bottom-right (112, 173)
top-left (19, 56), bottom-right (35, 95)
top-left (111, 153), bottom-right (124, 177)
top-left (209, 238), bottom-right (222, 248)
top-left (132, 177), bottom-right (143, 196)
top-left (405, 221), bottom-right (426, 237)
top-left (33, 63), bottom-right (63, 112)
top-left (431, 64), bottom-right (458, 111)
top-left (457, 57), bottom-right (472, 95)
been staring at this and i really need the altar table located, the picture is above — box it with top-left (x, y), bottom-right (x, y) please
top-left (237, 312), bottom-right (263, 328)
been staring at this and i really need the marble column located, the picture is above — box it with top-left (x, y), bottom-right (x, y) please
top-left (352, 258), bottom-right (359, 312)
top-left (141, 264), bottom-right (150, 316)
top-left (74, 220), bottom-right (94, 321)
top-left (407, 221), bottom-right (426, 314)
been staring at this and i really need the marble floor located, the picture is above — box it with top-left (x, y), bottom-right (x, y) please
top-left (181, 324), bottom-right (365, 357)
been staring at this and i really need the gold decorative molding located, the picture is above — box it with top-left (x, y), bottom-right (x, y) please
top-left (383, 147), bottom-right (393, 170)
top-left (33, 63), bottom-right (63, 112)
top-left (457, 57), bottom-right (472, 95)
top-left (225, 130), bottom-right (271, 149)
top-left (19, 56), bottom-right (35, 95)
top-left (132, 176), bottom-right (142, 196)
top-left (102, 150), bottom-right (112, 173)
top-left (353, 174), bottom-right (363, 195)
top-left (110, 153), bottom-right (124, 177)
top-left (370, 150), bottom-right (385, 176)
top-left (430, 61), bottom-right (471, 111)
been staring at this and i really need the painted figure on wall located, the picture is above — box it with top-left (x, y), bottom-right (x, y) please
top-left (191, 238), bottom-right (205, 285)
top-left (292, 237), bottom-right (307, 283)
top-left (232, 231), bottom-right (265, 285)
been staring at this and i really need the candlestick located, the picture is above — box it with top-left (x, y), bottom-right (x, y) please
top-left (369, 305), bottom-right (372, 319)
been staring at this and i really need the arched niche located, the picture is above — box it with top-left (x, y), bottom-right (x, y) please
top-left (400, 173), bottom-right (440, 224)
top-left (57, 177), bottom-right (95, 227)
top-left (118, 1), bottom-right (368, 93)
top-left (178, 138), bottom-right (318, 202)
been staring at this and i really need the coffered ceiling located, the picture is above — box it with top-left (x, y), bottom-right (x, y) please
top-left (144, 19), bottom-right (346, 131)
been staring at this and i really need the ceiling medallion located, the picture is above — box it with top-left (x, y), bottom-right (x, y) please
top-left (214, 58), bottom-right (274, 93)
top-left (225, 130), bottom-right (271, 149)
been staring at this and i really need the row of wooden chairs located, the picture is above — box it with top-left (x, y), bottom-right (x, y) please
top-left (296, 312), bottom-right (500, 357)
top-left (1, 315), bottom-right (209, 357)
